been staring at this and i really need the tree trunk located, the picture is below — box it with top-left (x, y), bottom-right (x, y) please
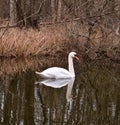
top-left (0, 0), bottom-right (2, 18)
top-left (10, 0), bottom-right (17, 26)
top-left (51, 0), bottom-right (56, 23)
top-left (30, 0), bottom-right (39, 29)
top-left (57, 0), bottom-right (62, 21)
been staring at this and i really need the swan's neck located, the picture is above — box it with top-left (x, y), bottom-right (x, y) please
top-left (68, 55), bottom-right (75, 77)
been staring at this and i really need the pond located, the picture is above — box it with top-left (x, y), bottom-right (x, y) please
top-left (0, 58), bottom-right (120, 125)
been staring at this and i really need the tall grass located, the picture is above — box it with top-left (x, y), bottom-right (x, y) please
top-left (0, 25), bottom-right (80, 58)
top-left (0, 23), bottom-right (119, 58)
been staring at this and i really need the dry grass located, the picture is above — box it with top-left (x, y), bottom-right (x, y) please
top-left (0, 25), bottom-right (77, 58)
top-left (0, 23), bottom-right (119, 59)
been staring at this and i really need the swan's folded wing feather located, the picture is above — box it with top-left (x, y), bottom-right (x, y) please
top-left (36, 67), bottom-right (73, 78)
top-left (43, 67), bottom-right (72, 78)
top-left (35, 71), bottom-right (56, 78)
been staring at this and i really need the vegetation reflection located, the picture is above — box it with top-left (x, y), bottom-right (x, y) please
top-left (0, 59), bottom-right (119, 125)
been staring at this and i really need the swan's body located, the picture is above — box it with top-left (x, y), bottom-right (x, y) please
top-left (36, 52), bottom-right (79, 79)
top-left (36, 67), bottom-right (73, 78)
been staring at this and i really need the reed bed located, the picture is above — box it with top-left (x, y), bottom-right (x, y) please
top-left (0, 23), bottom-right (119, 59)
top-left (0, 25), bottom-right (80, 58)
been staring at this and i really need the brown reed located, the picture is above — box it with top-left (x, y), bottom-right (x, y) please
top-left (0, 25), bottom-right (76, 58)
top-left (0, 23), bottom-right (119, 59)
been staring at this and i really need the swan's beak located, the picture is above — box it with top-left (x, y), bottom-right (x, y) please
top-left (74, 56), bottom-right (79, 60)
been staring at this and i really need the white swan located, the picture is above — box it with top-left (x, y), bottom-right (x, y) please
top-left (35, 52), bottom-right (79, 78)
top-left (35, 78), bottom-right (75, 103)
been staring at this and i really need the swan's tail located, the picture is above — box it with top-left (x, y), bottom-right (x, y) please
top-left (35, 71), bottom-right (49, 78)
top-left (35, 71), bottom-right (41, 75)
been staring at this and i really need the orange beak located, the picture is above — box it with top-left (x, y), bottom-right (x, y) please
top-left (74, 55), bottom-right (79, 60)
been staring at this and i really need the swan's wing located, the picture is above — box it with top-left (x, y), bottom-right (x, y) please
top-left (36, 67), bottom-right (73, 78)
top-left (36, 71), bottom-right (56, 78)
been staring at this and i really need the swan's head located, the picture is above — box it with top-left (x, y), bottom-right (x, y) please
top-left (69, 52), bottom-right (79, 60)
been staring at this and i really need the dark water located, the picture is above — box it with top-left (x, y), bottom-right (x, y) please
top-left (0, 59), bottom-right (120, 125)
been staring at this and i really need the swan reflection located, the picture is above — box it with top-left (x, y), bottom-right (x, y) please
top-left (66, 78), bottom-right (75, 102)
top-left (35, 78), bottom-right (75, 102)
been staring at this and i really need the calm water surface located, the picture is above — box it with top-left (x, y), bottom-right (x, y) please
top-left (0, 58), bottom-right (120, 125)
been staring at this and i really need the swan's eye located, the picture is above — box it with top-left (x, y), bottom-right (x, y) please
top-left (73, 54), bottom-right (79, 60)
top-left (74, 54), bottom-right (76, 56)
top-left (73, 54), bottom-right (77, 57)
